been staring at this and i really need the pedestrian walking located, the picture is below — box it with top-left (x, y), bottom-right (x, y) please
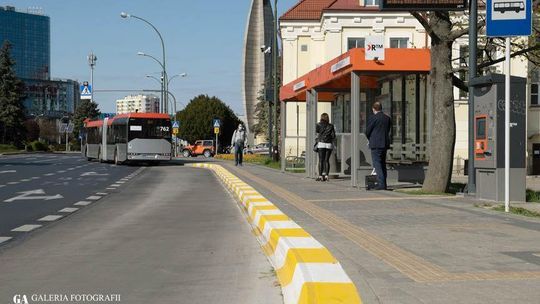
top-left (366, 102), bottom-right (392, 190)
top-left (315, 113), bottom-right (336, 181)
top-left (231, 124), bottom-right (247, 166)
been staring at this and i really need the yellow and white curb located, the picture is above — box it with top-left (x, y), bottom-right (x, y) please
top-left (190, 163), bottom-right (362, 304)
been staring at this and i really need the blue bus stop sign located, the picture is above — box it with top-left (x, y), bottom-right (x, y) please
top-left (487, 0), bottom-right (532, 37)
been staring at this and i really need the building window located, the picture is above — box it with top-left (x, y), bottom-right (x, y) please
top-left (389, 38), bottom-right (409, 49)
top-left (347, 38), bottom-right (365, 50)
top-left (532, 83), bottom-right (539, 106)
top-left (365, 0), bottom-right (380, 6)
top-left (300, 45), bottom-right (308, 52)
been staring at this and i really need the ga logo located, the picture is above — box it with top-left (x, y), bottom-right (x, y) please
top-left (12, 295), bottom-right (29, 304)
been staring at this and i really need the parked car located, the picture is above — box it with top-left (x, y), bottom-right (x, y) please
top-left (182, 140), bottom-right (215, 158)
top-left (251, 142), bottom-right (271, 155)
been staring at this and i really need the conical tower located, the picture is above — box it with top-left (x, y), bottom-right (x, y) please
top-left (242, 0), bottom-right (274, 136)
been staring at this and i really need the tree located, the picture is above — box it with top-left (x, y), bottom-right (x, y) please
top-left (176, 94), bottom-right (241, 146)
top-left (24, 119), bottom-right (40, 142)
top-left (72, 100), bottom-right (101, 139)
top-left (411, 7), bottom-right (540, 192)
top-left (253, 88), bottom-right (281, 142)
top-left (0, 41), bottom-right (26, 146)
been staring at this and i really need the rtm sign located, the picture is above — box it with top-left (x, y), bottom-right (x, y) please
top-left (365, 36), bottom-right (385, 60)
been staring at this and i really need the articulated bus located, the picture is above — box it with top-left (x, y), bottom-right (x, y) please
top-left (82, 113), bottom-right (172, 164)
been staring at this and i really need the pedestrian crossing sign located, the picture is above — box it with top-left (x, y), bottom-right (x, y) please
top-left (80, 83), bottom-right (92, 100)
top-left (213, 119), bottom-right (221, 128)
top-left (172, 121), bottom-right (180, 128)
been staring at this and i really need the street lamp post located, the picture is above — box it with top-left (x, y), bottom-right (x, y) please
top-left (272, 0), bottom-right (279, 161)
top-left (138, 51), bottom-right (165, 111)
top-left (121, 12), bottom-right (168, 113)
top-left (87, 52), bottom-right (97, 102)
top-left (146, 72), bottom-right (187, 116)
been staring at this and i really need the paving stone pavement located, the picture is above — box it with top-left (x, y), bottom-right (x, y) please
top-left (222, 161), bottom-right (540, 304)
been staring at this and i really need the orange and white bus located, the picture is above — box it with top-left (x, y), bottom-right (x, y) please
top-left (82, 113), bottom-right (172, 164)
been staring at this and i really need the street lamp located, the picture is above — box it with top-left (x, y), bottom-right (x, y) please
top-left (87, 52), bottom-right (97, 102)
top-left (145, 74), bottom-right (187, 115)
top-left (272, 0), bottom-right (279, 161)
top-left (138, 51), bottom-right (165, 109)
top-left (167, 73), bottom-right (187, 86)
top-left (121, 12), bottom-right (168, 113)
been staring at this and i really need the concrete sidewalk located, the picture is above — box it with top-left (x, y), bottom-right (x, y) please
top-left (223, 162), bottom-right (540, 304)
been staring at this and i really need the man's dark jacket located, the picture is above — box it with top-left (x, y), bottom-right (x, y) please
top-left (366, 112), bottom-right (392, 149)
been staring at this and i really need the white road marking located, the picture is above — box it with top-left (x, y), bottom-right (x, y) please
top-left (0, 185), bottom-right (5, 188)
top-left (0, 237), bottom-right (12, 244)
top-left (4, 189), bottom-right (63, 203)
top-left (86, 196), bottom-right (101, 201)
top-left (11, 224), bottom-right (42, 232)
top-left (81, 171), bottom-right (109, 177)
top-left (44, 173), bottom-right (55, 176)
top-left (66, 168), bottom-right (75, 171)
top-left (110, 184), bottom-right (121, 187)
top-left (116, 181), bottom-right (126, 184)
top-left (57, 170), bottom-right (66, 173)
top-left (38, 215), bottom-right (63, 222)
top-left (96, 192), bottom-right (108, 195)
top-left (30, 177), bottom-right (40, 180)
top-left (20, 179), bottom-right (31, 182)
top-left (59, 207), bottom-right (79, 213)
top-left (0, 170), bottom-right (16, 174)
top-left (7, 182), bottom-right (19, 185)
top-left (74, 201), bottom-right (92, 206)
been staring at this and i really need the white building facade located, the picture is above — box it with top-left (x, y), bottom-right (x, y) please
top-left (116, 94), bottom-right (160, 114)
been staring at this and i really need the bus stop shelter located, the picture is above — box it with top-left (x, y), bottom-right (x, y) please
top-left (280, 48), bottom-right (431, 187)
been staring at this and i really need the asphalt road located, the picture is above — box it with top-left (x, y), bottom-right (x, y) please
top-left (0, 156), bottom-right (281, 304)
top-left (0, 153), bottom-right (140, 244)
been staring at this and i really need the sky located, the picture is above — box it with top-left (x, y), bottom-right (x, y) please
top-left (6, 0), bottom-right (299, 115)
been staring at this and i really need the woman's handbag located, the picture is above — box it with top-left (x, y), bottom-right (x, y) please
top-left (313, 142), bottom-right (318, 153)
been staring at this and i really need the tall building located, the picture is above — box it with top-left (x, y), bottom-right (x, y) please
top-left (116, 94), bottom-right (160, 114)
top-left (0, 6), bottom-right (50, 80)
top-left (242, 0), bottom-right (275, 136)
top-left (0, 6), bottom-right (80, 118)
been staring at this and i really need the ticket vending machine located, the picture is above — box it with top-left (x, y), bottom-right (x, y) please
top-left (472, 74), bottom-right (526, 202)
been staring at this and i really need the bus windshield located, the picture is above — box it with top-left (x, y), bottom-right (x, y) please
top-left (128, 118), bottom-right (172, 140)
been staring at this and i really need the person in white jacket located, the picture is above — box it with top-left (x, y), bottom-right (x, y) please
top-left (231, 124), bottom-right (247, 166)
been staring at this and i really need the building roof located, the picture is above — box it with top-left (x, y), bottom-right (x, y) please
top-left (280, 0), bottom-right (337, 21)
top-left (280, 0), bottom-right (381, 21)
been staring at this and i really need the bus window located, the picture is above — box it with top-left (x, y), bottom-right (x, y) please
top-left (128, 118), bottom-right (171, 140)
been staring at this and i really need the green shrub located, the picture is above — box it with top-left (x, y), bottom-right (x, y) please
top-left (25, 145), bottom-right (33, 152)
top-left (31, 141), bottom-right (48, 152)
top-left (0, 144), bottom-right (19, 153)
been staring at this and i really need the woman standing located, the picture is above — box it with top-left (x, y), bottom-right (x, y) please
top-left (315, 113), bottom-right (336, 181)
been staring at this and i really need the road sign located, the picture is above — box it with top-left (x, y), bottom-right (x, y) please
top-left (66, 123), bottom-right (74, 133)
top-left (365, 36), bottom-right (385, 60)
top-left (173, 128), bottom-right (179, 135)
top-left (59, 123), bottom-right (68, 133)
top-left (487, 0), bottom-right (532, 37)
top-left (213, 119), bottom-right (221, 128)
top-left (172, 121), bottom-right (180, 128)
top-left (214, 127), bottom-right (220, 134)
top-left (80, 82), bottom-right (92, 100)
top-left (4, 189), bottom-right (63, 203)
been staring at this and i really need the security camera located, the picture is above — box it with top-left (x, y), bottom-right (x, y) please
top-left (260, 45), bottom-right (271, 54)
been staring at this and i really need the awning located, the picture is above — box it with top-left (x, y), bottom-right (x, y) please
top-left (280, 48), bottom-right (431, 102)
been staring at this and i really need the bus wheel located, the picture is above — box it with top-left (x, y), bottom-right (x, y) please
top-left (203, 150), bottom-right (212, 158)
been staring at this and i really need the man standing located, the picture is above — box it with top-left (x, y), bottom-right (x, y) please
top-left (366, 102), bottom-right (392, 190)
top-left (231, 124), bottom-right (247, 166)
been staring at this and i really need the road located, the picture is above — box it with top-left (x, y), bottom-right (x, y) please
top-left (0, 153), bottom-right (139, 243)
top-left (0, 154), bottom-right (281, 304)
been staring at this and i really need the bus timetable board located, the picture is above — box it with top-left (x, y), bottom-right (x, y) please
top-left (380, 0), bottom-right (468, 10)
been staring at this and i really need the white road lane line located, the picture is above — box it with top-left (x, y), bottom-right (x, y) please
top-left (7, 182), bottom-right (19, 185)
top-left (106, 188), bottom-right (115, 190)
top-left (59, 207), bottom-right (78, 213)
top-left (44, 173), bottom-right (55, 176)
top-left (57, 170), bottom-right (66, 173)
top-left (38, 215), bottom-right (63, 222)
top-left (96, 192), bottom-right (108, 195)
top-left (116, 181), bottom-right (126, 184)
top-left (86, 196), bottom-right (101, 201)
top-left (110, 184), bottom-right (121, 187)
top-left (12, 224), bottom-right (42, 232)
top-left (0, 185), bottom-right (5, 188)
top-left (74, 201), bottom-right (92, 206)
top-left (0, 237), bottom-right (12, 244)
top-left (30, 177), bottom-right (40, 179)
top-left (20, 179), bottom-right (31, 182)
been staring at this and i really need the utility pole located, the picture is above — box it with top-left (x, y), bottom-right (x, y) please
top-left (467, 0), bottom-right (477, 194)
top-left (272, 0), bottom-right (279, 161)
top-left (88, 52), bottom-right (97, 103)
